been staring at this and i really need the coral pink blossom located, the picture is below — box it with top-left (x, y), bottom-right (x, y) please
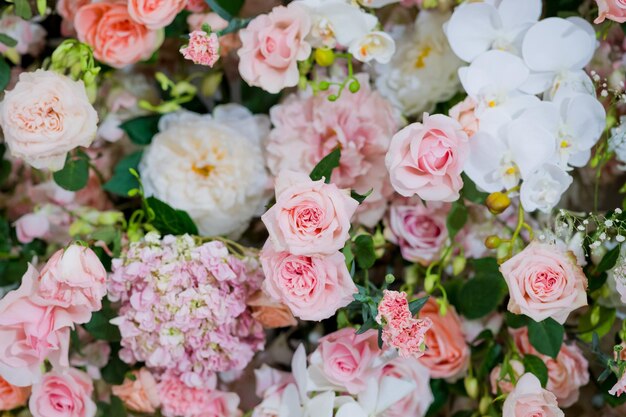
top-left (267, 77), bottom-right (399, 226)
top-left (610, 374), bottom-right (626, 397)
top-left (238, 2), bottom-right (311, 93)
top-left (112, 369), bottom-right (160, 414)
top-left (502, 373), bottom-right (564, 417)
top-left (127, 0), bottom-right (187, 29)
top-left (260, 241), bottom-right (357, 321)
top-left (180, 31), bottom-right (220, 67)
top-left (500, 241), bottom-right (588, 324)
top-left (418, 296), bottom-right (470, 381)
top-left (29, 369), bottom-right (96, 417)
top-left (386, 113), bottom-right (469, 202)
top-left (261, 171), bottom-right (359, 256)
top-left (0, 376), bottom-right (30, 410)
top-left (247, 290), bottom-right (297, 329)
top-left (186, 0), bottom-right (209, 12)
top-left (382, 316), bottom-right (433, 359)
top-left (594, 0), bottom-right (626, 24)
top-left (75, 3), bottom-right (160, 68)
top-left (449, 96), bottom-right (479, 137)
top-left (376, 290), bottom-right (412, 324)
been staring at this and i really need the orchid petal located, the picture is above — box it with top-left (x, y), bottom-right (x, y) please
top-left (446, 2), bottom-right (499, 62)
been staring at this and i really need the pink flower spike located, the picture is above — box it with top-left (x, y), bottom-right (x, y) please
top-left (180, 30), bottom-right (220, 67)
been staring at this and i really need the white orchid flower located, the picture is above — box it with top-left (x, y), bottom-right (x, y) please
top-left (334, 376), bottom-right (415, 417)
top-left (520, 164), bottom-right (573, 213)
top-left (349, 31), bottom-right (396, 64)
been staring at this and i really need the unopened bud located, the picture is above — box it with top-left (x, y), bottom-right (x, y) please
top-left (424, 274), bottom-right (438, 293)
top-left (486, 192), bottom-right (511, 215)
top-left (385, 274), bottom-right (395, 284)
top-left (314, 48), bottom-right (335, 67)
top-left (484, 235), bottom-right (502, 249)
top-left (479, 396), bottom-right (491, 415)
top-left (464, 376), bottom-right (479, 399)
top-left (452, 256), bottom-right (466, 275)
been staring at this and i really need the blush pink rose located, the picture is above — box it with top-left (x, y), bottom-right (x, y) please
top-left (128, 0), bottom-right (187, 29)
top-left (186, 0), bottom-right (209, 12)
top-left (595, 0), bottom-right (626, 24)
top-left (56, 0), bottom-right (91, 35)
top-left (0, 70), bottom-right (98, 171)
top-left (0, 376), bottom-right (30, 410)
top-left (111, 368), bottom-right (160, 413)
top-left (260, 241), bottom-right (357, 321)
top-left (0, 16), bottom-right (46, 56)
top-left (449, 97), bottom-right (479, 137)
top-left (15, 212), bottom-right (51, 244)
top-left (385, 113), bottom-right (469, 202)
top-left (261, 171), bottom-right (359, 256)
top-left (75, 3), bottom-right (160, 68)
top-left (29, 369), bottom-right (96, 417)
top-left (418, 296), bottom-right (470, 381)
top-left (238, 2), bottom-right (312, 93)
top-left (384, 197), bottom-right (449, 265)
top-left (32, 245), bottom-right (107, 324)
top-left (308, 328), bottom-right (381, 394)
top-left (382, 357), bottom-right (434, 417)
top-left (500, 241), bottom-right (588, 324)
top-left (490, 359), bottom-right (525, 395)
top-left (0, 266), bottom-right (73, 387)
top-left (502, 373), bottom-right (564, 417)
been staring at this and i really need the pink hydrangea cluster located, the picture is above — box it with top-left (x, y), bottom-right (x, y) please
top-left (376, 290), bottom-right (432, 359)
top-left (180, 30), bottom-right (220, 67)
top-left (108, 233), bottom-right (265, 389)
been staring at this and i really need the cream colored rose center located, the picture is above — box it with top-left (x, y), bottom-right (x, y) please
top-left (15, 97), bottom-right (63, 133)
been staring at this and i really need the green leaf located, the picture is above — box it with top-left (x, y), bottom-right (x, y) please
top-left (101, 344), bottom-right (130, 385)
top-left (110, 396), bottom-right (128, 417)
top-left (523, 354), bottom-right (549, 387)
top-left (527, 318), bottom-right (564, 359)
top-left (15, 0), bottom-right (33, 19)
top-left (0, 56), bottom-right (10, 91)
top-left (460, 173), bottom-right (488, 204)
top-left (409, 296), bottom-right (429, 316)
top-left (596, 245), bottom-right (620, 273)
top-left (204, 0), bottom-right (244, 20)
top-left (53, 154), bottom-right (90, 191)
top-left (426, 379), bottom-right (449, 417)
top-left (310, 148), bottom-right (341, 183)
top-left (147, 196), bottom-right (199, 235)
top-left (477, 342), bottom-right (502, 379)
top-left (356, 318), bottom-right (376, 334)
top-left (458, 260), bottom-right (507, 319)
top-left (103, 151), bottom-right (143, 196)
top-left (351, 189), bottom-right (372, 204)
top-left (353, 234), bottom-right (376, 269)
top-left (577, 306), bottom-right (616, 342)
top-left (241, 82), bottom-right (281, 114)
top-left (504, 312), bottom-right (529, 329)
top-left (120, 114), bottom-right (161, 145)
top-left (446, 201), bottom-right (468, 239)
top-left (0, 34), bottom-right (17, 48)
top-left (164, 10), bottom-right (191, 38)
top-left (84, 300), bottom-right (121, 342)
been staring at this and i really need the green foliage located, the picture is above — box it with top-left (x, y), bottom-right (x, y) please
top-left (103, 151), bottom-right (143, 196)
top-left (310, 148), bottom-right (341, 183)
top-left (147, 197), bottom-right (199, 235)
top-left (457, 258), bottom-right (507, 319)
top-left (0, 232), bottom-right (47, 286)
top-left (577, 306), bottom-right (616, 342)
top-left (0, 34), bottom-right (17, 47)
top-left (0, 56), bottom-right (9, 92)
top-left (409, 295), bottom-right (429, 315)
top-left (53, 151), bottom-right (90, 191)
top-left (353, 235), bottom-right (376, 269)
top-left (460, 173), bottom-right (488, 204)
top-left (120, 115), bottom-right (162, 145)
top-left (204, 0), bottom-right (244, 20)
top-left (447, 201), bottom-right (468, 239)
top-left (83, 300), bottom-right (121, 342)
top-left (351, 189), bottom-right (372, 204)
top-left (241, 82), bottom-right (281, 114)
top-left (527, 318), bottom-right (564, 359)
top-left (523, 354), bottom-right (549, 387)
top-left (596, 245), bottom-right (621, 273)
top-left (0, 144), bottom-right (12, 186)
top-left (15, 0), bottom-right (33, 19)
top-left (426, 379), bottom-right (449, 417)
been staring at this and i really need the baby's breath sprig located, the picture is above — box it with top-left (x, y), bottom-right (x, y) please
top-left (555, 208), bottom-right (626, 252)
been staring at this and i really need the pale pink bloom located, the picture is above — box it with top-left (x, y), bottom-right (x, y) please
top-left (448, 97), bottom-right (479, 138)
top-left (111, 368), bottom-right (160, 414)
top-left (75, 3), bottom-right (160, 68)
top-left (502, 373), bottom-right (564, 417)
top-left (254, 365), bottom-right (294, 399)
top-left (238, 3), bottom-right (311, 93)
top-left (610, 373), bottom-right (626, 397)
top-left (260, 241), bottom-right (357, 321)
top-left (69, 340), bottom-right (110, 380)
top-left (56, 0), bottom-right (90, 35)
top-left (127, 0), bottom-right (187, 29)
top-left (261, 171), bottom-right (359, 256)
top-left (594, 0), bottom-right (626, 24)
top-left (186, 0), bottom-right (209, 12)
top-left (29, 369), bottom-right (96, 417)
top-left (500, 241), bottom-right (588, 324)
top-left (385, 113), bottom-right (469, 202)
top-left (490, 360), bottom-right (525, 395)
top-left (180, 30), bottom-right (220, 67)
top-left (382, 316), bottom-right (433, 359)
top-left (187, 13), bottom-right (240, 56)
top-left (0, 376), bottom-right (30, 410)
top-left (15, 212), bottom-right (50, 243)
top-left (0, 16), bottom-right (46, 56)
top-left (376, 290), bottom-right (412, 324)
top-left (382, 357), bottom-right (434, 417)
top-left (461, 312), bottom-right (503, 344)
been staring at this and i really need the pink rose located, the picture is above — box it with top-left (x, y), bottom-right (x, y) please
top-left (111, 368), bottom-right (160, 413)
top-left (75, 2), bottom-right (160, 68)
top-left (449, 97), bottom-right (479, 137)
top-left (385, 113), bottom-right (469, 202)
top-left (308, 328), bottom-right (381, 394)
top-left (56, 0), bottom-right (91, 35)
top-left (128, 0), bottom-right (187, 29)
top-left (238, 3), bottom-right (312, 93)
top-left (382, 357), bottom-right (434, 417)
top-left (418, 296), bottom-right (470, 381)
top-left (0, 266), bottom-right (73, 387)
top-left (0, 70), bottom-right (98, 171)
top-left (261, 171), bottom-right (359, 256)
top-left (502, 373), bottom-right (564, 417)
top-left (29, 369), bottom-right (96, 417)
top-left (15, 212), bottom-right (50, 243)
top-left (490, 360), bottom-right (525, 395)
top-left (594, 0), bottom-right (626, 24)
top-left (32, 245), bottom-right (107, 324)
top-left (384, 198), bottom-right (449, 265)
top-left (500, 241), bottom-right (588, 324)
top-left (260, 241), bottom-right (357, 321)
top-left (0, 16), bottom-right (46, 56)
top-left (0, 376), bottom-right (30, 410)
top-left (186, 0), bottom-right (209, 12)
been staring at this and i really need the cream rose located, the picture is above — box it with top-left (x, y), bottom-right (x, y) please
top-left (0, 70), bottom-right (98, 171)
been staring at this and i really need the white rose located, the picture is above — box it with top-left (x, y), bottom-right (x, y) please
top-left (0, 70), bottom-right (98, 171)
top-left (140, 104), bottom-right (271, 237)
top-left (520, 164), bottom-right (572, 213)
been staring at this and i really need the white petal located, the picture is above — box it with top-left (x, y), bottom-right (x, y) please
top-left (446, 2), bottom-right (499, 62)
top-left (566, 16), bottom-right (597, 68)
top-left (292, 344), bottom-right (308, 400)
top-left (375, 376), bottom-right (415, 414)
top-left (465, 50), bottom-right (529, 95)
top-left (520, 163), bottom-right (572, 213)
top-left (515, 101), bottom-right (560, 135)
top-left (562, 94), bottom-right (606, 149)
top-left (305, 391), bottom-right (335, 417)
top-left (464, 131), bottom-right (509, 192)
top-left (335, 402), bottom-right (368, 417)
top-left (506, 121), bottom-right (557, 178)
top-left (518, 71), bottom-right (554, 94)
top-left (497, 0), bottom-right (542, 29)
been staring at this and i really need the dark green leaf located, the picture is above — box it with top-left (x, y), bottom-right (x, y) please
top-left (527, 318), bottom-right (564, 359)
top-left (110, 396), bottom-right (128, 417)
top-left (460, 173), bottom-right (488, 204)
top-left (241, 82), bottom-right (281, 114)
top-left (310, 148), bottom-right (341, 183)
top-left (505, 312), bottom-right (529, 329)
top-left (353, 234), bottom-right (376, 269)
top-left (523, 354), bottom-right (549, 387)
top-left (446, 201), bottom-right (468, 239)
top-left (596, 245), bottom-right (620, 273)
top-left (84, 300), bottom-right (121, 342)
top-left (458, 264), bottom-right (507, 319)
top-left (477, 343), bottom-right (502, 379)
top-left (0, 34), bottom-right (17, 47)
top-left (351, 189), bottom-right (372, 204)
top-left (15, 0), bottom-right (33, 19)
top-left (147, 197), bottom-right (199, 235)
top-left (53, 155), bottom-right (90, 191)
top-left (101, 344), bottom-right (130, 385)
top-left (120, 115), bottom-right (161, 145)
top-left (577, 306), bottom-right (616, 342)
top-left (356, 318), bottom-right (376, 334)
top-left (426, 379), bottom-right (449, 417)
top-left (0, 56), bottom-right (11, 92)
top-left (204, 0), bottom-right (244, 20)
top-left (164, 10), bottom-right (191, 38)
top-left (103, 151), bottom-right (143, 196)
top-left (409, 296), bottom-right (429, 316)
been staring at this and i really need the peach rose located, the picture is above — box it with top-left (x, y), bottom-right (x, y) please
top-left (594, 0), bottom-right (626, 24)
top-left (449, 97), bottom-right (479, 137)
top-left (261, 171), bottom-right (359, 256)
top-left (247, 290), bottom-right (297, 328)
top-left (502, 373), bottom-right (564, 417)
top-left (238, 2), bottom-right (311, 93)
top-left (0, 376), bottom-right (30, 410)
top-left (128, 0), bottom-right (187, 29)
top-left (260, 241), bottom-right (357, 321)
top-left (0, 70), bottom-right (98, 171)
top-left (75, 2), bottom-right (160, 68)
top-left (500, 241), bottom-right (588, 324)
top-left (385, 114), bottom-right (469, 202)
top-left (111, 368), bottom-right (160, 413)
top-left (29, 369), bottom-right (96, 417)
top-left (418, 296), bottom-right (470, 381)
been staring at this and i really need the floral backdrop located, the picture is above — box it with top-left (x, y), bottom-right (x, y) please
top-left (0, 0), bottom-right (625, 416)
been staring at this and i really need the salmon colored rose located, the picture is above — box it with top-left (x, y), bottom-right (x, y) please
top-left (594, 0), bottom-right (626, 24)
top-left (127, 0), bottom-right (187, 30)
top-left (247, 290), bottom-right (297, 328)
top-left (449, 96), bottom-right (479, 137)
top-left (0, 376), bottom-right (30, 410)
top-left (111, 369), bottom-right (160, 414)
top-left (29, 369), bottom-right (96, 417)
top-left (502, 373), bottom-right (564, 417)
